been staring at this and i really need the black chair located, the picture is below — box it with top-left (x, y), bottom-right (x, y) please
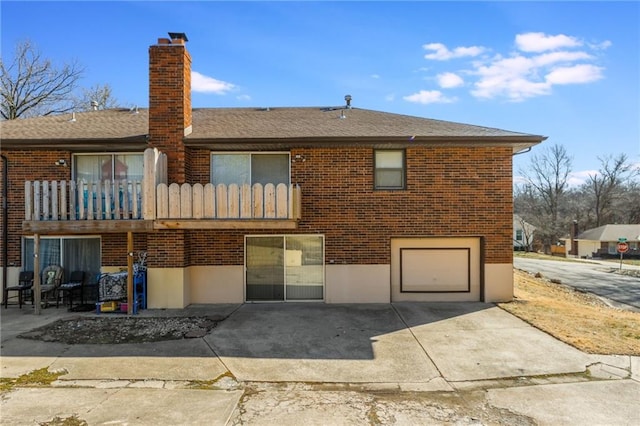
top-left (57, 271), bottom-right (85, 309)
top-left (3, 271), bottom-right (34, 309)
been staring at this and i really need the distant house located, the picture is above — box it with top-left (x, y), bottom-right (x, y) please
top-left (575, 224), bottom-right (640, 259)
top-left (513, 215), bottom-right (535, 251)
top-left (0, 33), bottom-right (547, 308)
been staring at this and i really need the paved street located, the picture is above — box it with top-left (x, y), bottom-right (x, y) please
top-left (514, 256), bottom-right (640, 311)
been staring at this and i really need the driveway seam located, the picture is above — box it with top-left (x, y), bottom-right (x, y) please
top-left (202, 303), bottom-right (245, 373)
top-left (390, 303), bottom-right (445, 379)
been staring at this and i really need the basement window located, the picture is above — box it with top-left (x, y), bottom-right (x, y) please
top-left (374, 150), bottom-right (405, 190)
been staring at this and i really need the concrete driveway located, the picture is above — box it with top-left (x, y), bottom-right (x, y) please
top-left (204, 303), bottom-right (594, 384)
top-left (514, 257), bottom-right (640, 311)
top-left (1, 303), bottom-right (638, 425)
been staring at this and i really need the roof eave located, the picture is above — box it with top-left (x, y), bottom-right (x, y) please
top-left (0, 136), bottom-right (150, 151)
top-left (184, 135), bottom-right (547, 152)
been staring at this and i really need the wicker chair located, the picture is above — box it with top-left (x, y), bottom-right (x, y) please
top-left (40, 265), bottom-right (63, 308)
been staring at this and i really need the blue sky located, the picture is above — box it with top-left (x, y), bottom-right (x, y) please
top-left (2, 1), bottom-right (639, 185)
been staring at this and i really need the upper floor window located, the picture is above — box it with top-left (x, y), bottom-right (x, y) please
top-left (374, 150), bottom-right (405, 190)
top-left (74, 154), bottom-right (144, 183)
top-left (211, 153), bottom-right (290, 186)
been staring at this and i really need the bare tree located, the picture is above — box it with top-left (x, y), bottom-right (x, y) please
top-left (74, 83), bottom-right (119, 111)
top-left (1, 40), bottom-right (84, 120)
top-left (517, 144), bottom-right (573, 253)
top-left (583, 154), bottom-right (638, 226)
top-left (619, 179), bottom-right (640, 224)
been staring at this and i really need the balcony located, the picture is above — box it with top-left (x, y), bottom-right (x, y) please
top-left (152, 182), bottom-right (301, 230)
top-left (23, 149), bottom-right (301, 234)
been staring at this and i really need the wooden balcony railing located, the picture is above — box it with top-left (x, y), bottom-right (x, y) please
top-left (24, 181), bottom-right (301, 222)
top-left (23, 149), bottom-right (301, 232)
top-left (155, 182), bottom-right (301, 220)
top-left (24, 180), bottom-right (143, 221)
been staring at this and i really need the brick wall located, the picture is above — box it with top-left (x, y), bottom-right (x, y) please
top-left (189, 148), bottom-right (210, 183)
top-left (184, 145), bottom-right (514, 266)
top-left (147, 230), bottom-right (188, 268)
top-left (102, 234), bottom-right (148, 266)
top-left (148, 38), bottom-right (192, 184)
top-left (1, 145), bottom-right (513, 269)
top-left (0, 150), bottom-right (72, 264)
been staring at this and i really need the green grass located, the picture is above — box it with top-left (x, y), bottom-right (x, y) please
top-left (1, 367), bottom-right (67, 393)
top-left (39, 415), bottom-right (88, 426)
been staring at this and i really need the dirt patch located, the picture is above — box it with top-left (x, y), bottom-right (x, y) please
top-left (500, 270), bottom-right (640, 355)
top-left (18, 316), bottom-right (222, 344)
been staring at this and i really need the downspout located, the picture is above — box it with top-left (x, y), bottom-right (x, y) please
top-left (1, 154), bottom-right (8, 294)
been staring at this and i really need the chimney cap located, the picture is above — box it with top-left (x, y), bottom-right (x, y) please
top-left (168, 32), bottom-right (189, 42)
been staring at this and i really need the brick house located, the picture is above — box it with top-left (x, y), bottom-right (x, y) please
top-left (0, 33), bottom-right (546, 309)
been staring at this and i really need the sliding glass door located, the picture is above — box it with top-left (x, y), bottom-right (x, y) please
top-left (23, 237), bottom-right (101, 283)
top-left (246, 236), bottom-right (285, 301)
top-left (246, 235), bottom-right (324, 302)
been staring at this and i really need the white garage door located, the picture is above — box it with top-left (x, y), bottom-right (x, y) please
top-left (391, 237), bottom-right (481, 302)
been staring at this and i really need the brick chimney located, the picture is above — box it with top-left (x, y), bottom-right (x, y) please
top-left (148, 32), bottom-right (192, 183)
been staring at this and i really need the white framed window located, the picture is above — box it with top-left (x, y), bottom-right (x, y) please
top-left (211, 152), bottom-right (290, 186)
top-left (74, 153), bottom-right (144, 183)
top-left (374, 150), bottom-right (405, 190)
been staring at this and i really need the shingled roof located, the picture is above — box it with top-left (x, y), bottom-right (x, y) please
top-left (0, 106), bottom-right (546, 151)
top-left (577, 224), bottom-right (640, 242)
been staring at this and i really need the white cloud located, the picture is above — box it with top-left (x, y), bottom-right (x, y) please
top-left (516, 169), bottom-right (600, 187)
top-left (370, 74), bottom-right (381, 79)
top-left (470, 36), bottom-right (605, 101)
top-left (545, 64), bottom-right (604, 85)
top-left (403, 90), bottom-right (457, 104)
top-left (471, 55), bottom-right (552, 101)
top-left (515, 32), bottom-right (582, 52)
top-left (385, 93), bottom-right (396, 102)
top-left (567, 169), bottom-right (600, 187)
top-left (423, 43), bottom-right (485, 60)
top-left (191, 71), bottom-right (235, 94)
top-left (437, 72), bottom-right (464, 88)
top-left (533, 51), bottom-right (593, 67)
top-left (513, 175), bottom-right (528, 186)
top-left (412, 32), bottom-right (608, 104)
top-left (236, 94), bottom-right (251, 101)
top-left (590, 40), bottom-right (612, 50)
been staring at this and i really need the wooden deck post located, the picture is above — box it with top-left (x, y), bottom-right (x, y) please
top-left (33, 234), bottom-right (41, 315)
top-left (143, 148), bottom-right (157, 220)
top-left (127, 231), bottom-right (133, 315)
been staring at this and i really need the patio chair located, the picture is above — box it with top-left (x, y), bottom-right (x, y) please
top-left (57, 270), bottom-right (85, 309)
top-left (40, 265), bottom-right (63, 308)
top-left (3, 271), bottom-right (34, 308)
